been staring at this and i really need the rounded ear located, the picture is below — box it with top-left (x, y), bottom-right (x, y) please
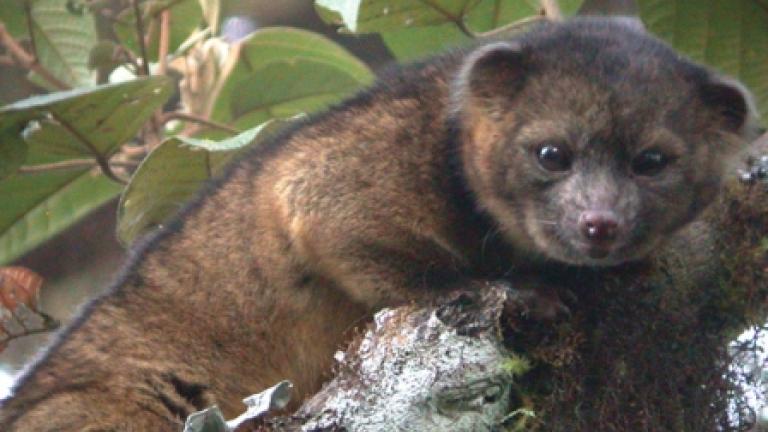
top-left (699, 77), bottom-right (758, 135)
top-left (456, 41), bottom-right (529, 103)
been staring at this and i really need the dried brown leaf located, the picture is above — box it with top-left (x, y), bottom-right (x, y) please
top-left (0, 266), bottom-right (44, 312)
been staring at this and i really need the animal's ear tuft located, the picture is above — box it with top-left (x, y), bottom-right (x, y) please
top-left (699, 77), bottom-right (757, 135)
top-left (457, 41), bottom-right (529, 102)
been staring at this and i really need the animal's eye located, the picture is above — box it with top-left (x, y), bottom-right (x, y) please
top-left (631, 149), bottom-right (673, 176)
top-left (536, 143), bottom-right (573, 172)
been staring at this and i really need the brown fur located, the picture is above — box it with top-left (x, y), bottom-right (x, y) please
top-left (0, 18), bottom-right (756, 430)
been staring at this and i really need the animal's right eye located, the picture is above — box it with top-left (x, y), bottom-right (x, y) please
top-left (631, 148), bottom-right (673, 177)
top-left (536, 143), bottom-right (573, 172)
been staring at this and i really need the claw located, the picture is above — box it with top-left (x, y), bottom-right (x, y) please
top-left (739, 154), bottom-right (768, 185)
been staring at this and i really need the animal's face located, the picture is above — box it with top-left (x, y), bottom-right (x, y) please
top-left (454, 18), bottom-right (756, 266)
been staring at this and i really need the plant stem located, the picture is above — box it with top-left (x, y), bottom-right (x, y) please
top-left (540, 0), bottom-right (563, 21)
top-left (132, 0), bottom-right (150, 76)
top-left (157, 9), bottom-right (170, 75)
top-left (17, 159), bottom-right (137, 175)
top-left (475, 15), bottom-right (546, 38)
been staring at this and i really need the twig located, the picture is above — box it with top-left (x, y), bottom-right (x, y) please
top-left (24, 0), bottom-right (37, 58)
top-left (475, 15), bottom-right (547, 38)
top-left (116, 45), bottom-right (141, 71)
top-left (0, 23), bottom-right (69, 90)
top-left (132, 0), bottom-right (150, 76)
top-left (17, 158), bottom-right (137, 175)
top-left (161, 112), bottom-right (240, 134)
top-left (540, 0), bottom-right (563, 21)
top-left (157, 9), bottom-right (170, 75)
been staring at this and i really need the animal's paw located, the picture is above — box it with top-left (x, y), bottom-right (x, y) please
top-left (502, 283), bottom-right (571, 322)
top-left (739, 155), bottom-right (768, 185)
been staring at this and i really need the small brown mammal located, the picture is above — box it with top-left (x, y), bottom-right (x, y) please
top-left (0, 18), bottom-right (757, 431)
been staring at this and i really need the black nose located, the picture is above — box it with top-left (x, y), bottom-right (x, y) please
top-left (579, 210), bottom-right (619, 244)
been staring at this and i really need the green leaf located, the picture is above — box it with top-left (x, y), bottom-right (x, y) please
top-left (28, 0), bottom-right (98, 88)
top-left (464, 0), bottom-right (539, 31)
top-left (1, 77), bottom-right (173, 160)
top-left (315, 0), bottom-right (482, 33)
top-left (228, 28), bottom-right (372, 84)
top-left (0, 77), bottom-right (172, 263)
top-left (638, 0), bottom-right (768, 124)
top-left (0, 0), bottom-right (28, 39)
top-left (117, 121), bottom-right (285, 244)
top-left (558, 0), bottom-right (585, 15)
top-left (0, 121), bottom-right (28, 180)
top-left (0, 169), bottom-right (122, 264)
top-left (114, 0), bottom-right (203, 61)
top-left (379, 23), bottom-right (468, 60)
top-left (88, 40), bottom-right (121, 74)
top-left (210, 28), bottom-right (372, 129)
top-left (379, 0), bottom-right (588, 60)
top-left (318, 0), bottom-right (583, 61)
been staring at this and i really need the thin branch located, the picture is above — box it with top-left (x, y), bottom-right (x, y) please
top-left (161, 112), bottom-right (240, 134)
top-left (157, 9), bottom-right (170, 75)
top-left (0, 23), bottom-right (69, 90)
top-left (50, 113), bottom-right (128, 184)
top-left (132, 0), bottom-right (150, 76)
top-left (540, 0), bottom-right (563, 21)
top-left (476, 15), bottom-right (546, 38)
top-left (17, 158), bottom-right (137, 175)
top-left (115, 45), bottom-right (141, 71)
top-left (23, 0), bottom-right (37, 58)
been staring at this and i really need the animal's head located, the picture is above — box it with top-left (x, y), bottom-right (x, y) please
top-left (453, 17), bottom-right (758, 266)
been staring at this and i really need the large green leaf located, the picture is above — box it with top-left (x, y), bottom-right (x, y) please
top-left (1, 77), bottom-right (173, 161)
top-left (28, 0), bottom-right (98, 88)
top-left (0, 169), bottom-right (121, 264)
top-left (315, 0), bottom-right (483, 33)
top-left (316, 0), bottom-right (583, 60)
top-left (0, 77), bottom-right (173, 263)
top-left (114, 0), bottom-right (204, 61)
top-left (226, 27), bottom-right (372, 84)
top-left (209, 28), bottom-right (373, 131)
top-left (638, 0), bottom-right (768, 124)
top-left (117, 122), bottom-right (284, 244)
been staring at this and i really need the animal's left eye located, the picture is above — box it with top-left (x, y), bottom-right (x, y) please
top-left (631, 149), bottom-right (673, 177)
